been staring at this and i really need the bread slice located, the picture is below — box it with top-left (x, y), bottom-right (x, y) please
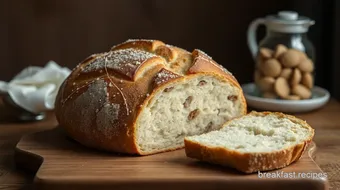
top-left (184, 111), bottom-right (314, 173)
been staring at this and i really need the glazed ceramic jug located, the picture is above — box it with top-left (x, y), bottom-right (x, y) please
top-left (247, 11), bottom-right (316, 100)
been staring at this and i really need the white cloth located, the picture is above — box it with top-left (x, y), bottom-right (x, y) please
top-left (0, 61), bottom-right (71, 113)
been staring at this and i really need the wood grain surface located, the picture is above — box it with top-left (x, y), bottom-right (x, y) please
top-left (0, 99), bottom-right (339, 189)
top-left (14, 127), bottom-right (327, 190)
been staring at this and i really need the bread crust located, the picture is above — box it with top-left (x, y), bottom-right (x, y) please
top-left (184, 111), bottom-right (314, 173)
top-left (54, 39), bottom-right (247, 155)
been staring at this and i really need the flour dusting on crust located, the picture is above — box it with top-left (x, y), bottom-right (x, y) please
top-left (82, 48), bottom-right (157, 79)
top-left (126, 39), bottom-right (155, 43)
top-left (154, 69), bottom-right (181, 86)
top-left (96, 103), bottom-right (120, 139)
top-left (196, 49), bottom-right (234, 76)
top-left (65, 79), bottom-right (121, 138)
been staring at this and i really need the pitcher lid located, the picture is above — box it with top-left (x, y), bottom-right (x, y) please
top-left (265, 11), bottom-right (315, 33)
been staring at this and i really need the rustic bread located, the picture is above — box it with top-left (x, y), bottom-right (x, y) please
top-left (184, 111), bottom-right (314, 173)
top-left (54, 39), bottom-right (247, 155)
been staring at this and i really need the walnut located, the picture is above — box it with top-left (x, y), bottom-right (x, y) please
top-left (164, 87), bottom-right (174, 92)
top-left (228, 95), bottom-right (238, 101)
top-left (198, 80), bottom-right (207, 86)
top-left (188, 109), bottom-right (200, 120)
top-left (205, 121), bottom-right (214, 132)
top-left (183, 96), bottom-right (193, 108)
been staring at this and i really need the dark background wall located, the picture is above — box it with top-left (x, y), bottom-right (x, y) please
top-left (0, 0), bottom-right (339, 99)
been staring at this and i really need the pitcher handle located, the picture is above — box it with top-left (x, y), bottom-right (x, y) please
top-left (247, 18), bottom-right (265, 60)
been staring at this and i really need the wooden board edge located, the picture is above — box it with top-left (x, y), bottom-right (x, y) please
top-left (14, 146), bottom-right (43, 173)
top-left (307, 141), bottom-right (330, 189)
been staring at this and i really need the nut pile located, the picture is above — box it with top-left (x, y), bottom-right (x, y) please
top-left (254, 44), bottom-right (314, 100)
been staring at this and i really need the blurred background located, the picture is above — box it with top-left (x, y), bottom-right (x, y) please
top-left (0, 0), bottom-right (339, 100)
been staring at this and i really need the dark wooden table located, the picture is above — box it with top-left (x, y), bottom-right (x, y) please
top-left (0, 99), bottom-right (340, 190)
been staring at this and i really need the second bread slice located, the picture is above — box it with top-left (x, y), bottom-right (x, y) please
top-left (184, 111), bottom-right (314, 173)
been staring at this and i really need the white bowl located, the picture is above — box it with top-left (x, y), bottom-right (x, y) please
top-left (241, 83), bottom-right (330, 113)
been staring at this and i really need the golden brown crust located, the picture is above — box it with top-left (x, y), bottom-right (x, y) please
top-left (55, 39), bottom-right (247, 155)
top-left (184, 111), bottom-right (314, 173)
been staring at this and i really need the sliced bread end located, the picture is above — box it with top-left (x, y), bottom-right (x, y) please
top-left (184, 111), bottom-right (314, 173)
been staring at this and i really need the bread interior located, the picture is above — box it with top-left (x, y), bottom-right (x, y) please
top-left (136, 75), bottom-right (244, 154)
top-left (186, 114), bottom-right (313, 153)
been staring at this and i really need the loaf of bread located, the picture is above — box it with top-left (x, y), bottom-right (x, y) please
top-left (184, 111), bottom-right (314, 173)
top-left (54, 39), bottom-right (247, 155)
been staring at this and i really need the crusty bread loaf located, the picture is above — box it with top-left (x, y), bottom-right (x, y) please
top-left (54, 39), bottom-right (247, 155)
top-left (184, 111), bottom-right (314, 173)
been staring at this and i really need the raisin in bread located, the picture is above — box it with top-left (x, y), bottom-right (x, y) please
top-left (184, 111), bottom-right (314, 173)
top-left (54, 39), bottom-right (247, 155)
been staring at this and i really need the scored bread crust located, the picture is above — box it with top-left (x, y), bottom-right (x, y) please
top-left (54, 39), bottom-right (247, 155)
top-left (184, 111), bottom-right (315, 173)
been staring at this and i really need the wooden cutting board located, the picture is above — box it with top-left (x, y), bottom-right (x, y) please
top-left (15, 126), bottom-right (329, 190)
